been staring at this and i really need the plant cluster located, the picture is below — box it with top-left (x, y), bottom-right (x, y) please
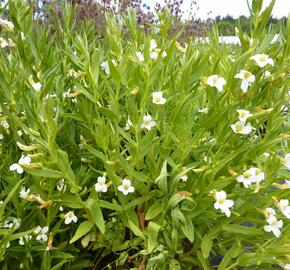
top-left (0, 0), bottom-right (289, 269)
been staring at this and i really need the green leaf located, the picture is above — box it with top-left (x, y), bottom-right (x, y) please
top-left (145, 202), bottom-right (163, 220)
top-left (223, 224), bottom-right (262, 235)
top-left (85, 199), bottom-right (105, 234)
top-left (147, 221), bottom-right (161, 253)
top-left (69, 220), bottom-right (94, 244)
top-left (201, 234), bottom-right (213, 258)
top-left (155, 160), bottom-right (168, 193)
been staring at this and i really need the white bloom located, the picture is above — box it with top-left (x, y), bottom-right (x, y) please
top-left (284, 153), bottom-right (290, 170)
top-left (234, 70), bottom-right (255, 92)
top-left (19, 235), bottom-right (32, 246)
top-left (150, 51), bottom-right (158, 60)
top-left (150, 39), bottom-right (158, 51)
top-left (247, 167), bottom-right (265, 183)
top-left (17, 130), bottom-right (23, 137)
top-left (231, 121), bottom-right (253, 135)
top-left (118, 179), bottom-right (135, 195)
top-left (264, 215), bottom-right (283, 237)
top-left (3, 217), bottom-right (21, 229)
top-left (152, 91), bottom-right (166, 105)
top-left (95, 176), bottom-right (108, 193)
top-left (64, 211), bottom-right (78, 224)
top-left (1, 120), bottom-right (9, 129)
top-left (198, 108), bottom-right (209, 113)
top-left (0, 133), bottom-right (3, 140)
top-left (236, 171), bottom-right (253, 188)
top-left (161, 51), bottom-right (167, 58)
top-left (277, 199), bottom-right (290, 219)
top-left (0, 37), bottom-right (8, 48)
top-left (19, 187), bottom-right (31, 200)
top-left (34, 226), bottom-right (49, 242)
top-left (10, 155), bottom-right (31, 174)
top-left (206, 75), bottom-right (227, 92)
top-left (0, 18), bottom-right (14, 31)
top-left (100, 61), bottom-right (110, 75)
top-left (141, 115), bottom-right (156, 131)
top-left (285, 264), bottom-right (290, 270)
top-left (250, 54), bottom-right (274, 68)
top-left (263, 152), bottom-right (270, 158)
top-left (236, 109), bottom-right (253, 122)
top-left (285, 180), bottom-right (290, 188)
top-left (180, 175), bottom-right (188, 182)
top-left (125, 117), bottom-right (133, 130)
top-left (57, 179), bottom-right (66, 192)
top-left (0, 200), bottom-right (3, 205)
top-left (31, 82), bottom-right (42, 92)
top-left (213, 190), bottom-right (234, 217)
top-left (136, 51), bottom-right (144, 62)
top-left (265, 207), bottom-right (276, 217)
top-left (263, 70), bottom-right (271, 78)
top-left (68, 69), bottom-right (79, 77)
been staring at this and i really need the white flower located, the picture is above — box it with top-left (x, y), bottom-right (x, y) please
top-left (161, 51), bottom-right (167, 58)
top-left (1, 120), bottom-right (9, 129)
top-left (10, 155), bottom-right (31, 174)
top-left (236, 109), bottom-right (253, 122)
top-left (264, 215), bottom-right (283, 237)
top-left (236, 171), bottom-right (253, 188)
top-left (32, 82), bottom-right (42, 92)
top-left (19, 235), bottom-right (32, 246)
top-left (277, 199), bottom-right (290, 219)
top-left (198, 108), bottom-right (209, 113)
top-left (247, 167), bottom-right (265, 183)
top-left (285, 264), bottom-right (290, 270)
top-left (205, 75), bottom-right (227, 92)
top-left (64, 211), bottom-right (78, 224)
top-left (100, 61), bottom-right (110, 75)
top-left (34, 226), bottom-right (49, 242)
top-left (150, 51), bottom-right (158, 60)
top-left (234, 70), bottom-right (255, 92)
top-left (263, 152), bottom-right (270, 158)
top-left (141, 115), bottom-right (156, 131)
top-left (0, 133), bottom-right (3, 140)
top-left (180, 175), bottom-right (188, 182)
top-left (152, 91), bottom-right (166, 105)
top-left (136, 51), bottom-right (144, 62)
top-left (231, 121), bottom-right (253, 135)
top-left (118, 179), bottom-right (135, 195)
top-left (250, 54), bottom-right (274, 68)
top-left (284, 153), bottom-right (290, 170)
top-left (17, 130), bottom-right (23, 137)
top-left (68, 69), bottom-right (79, 77)
top-left (0, 37), bottom-right (8, 48)
top-left (95, 176), bottom-right (108, 193)
top-left (284, 180), bottom-right (290, 188)
top-left (150, 39), bottom-right (158, 51)
top-left (213, 190), bottom-right (234, 217)
top-left (265, 207), bottom-right (276, 217)
top-left (100, 60), bottom-right (116, 75)
top-left (0, 18), bottom-right (14, 31)
top-left (125, 117), bottom-right (133, 130)
top-left (3, 218), bottom-right (21, 229)
top-left (0, 200), bottom-right (3, 205)
top-left (57, 179), bottom-right (66, 192)
top-left (263, 70), bottom-right (271, 78)
top-left (19, 187), bottom-right (31, 200)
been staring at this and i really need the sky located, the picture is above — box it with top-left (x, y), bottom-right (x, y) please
top-left (144, 0), bottom-right (290, 20)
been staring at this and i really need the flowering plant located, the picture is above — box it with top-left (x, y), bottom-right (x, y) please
top-left (0, 0), bottom-right (289, 269)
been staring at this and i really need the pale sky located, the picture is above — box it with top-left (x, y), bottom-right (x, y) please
top-left (144, 0), bottom-right (290, 19)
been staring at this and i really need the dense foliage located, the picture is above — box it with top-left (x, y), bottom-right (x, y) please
top-left (0, 0), bottom-right (289, 269)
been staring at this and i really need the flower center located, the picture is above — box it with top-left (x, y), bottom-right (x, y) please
top-left (123, 184), bottom-right (129, 190)
top-left (259, 56), bottom-right (267, 62)
top-left (236, 123), bottom-right (243, 132)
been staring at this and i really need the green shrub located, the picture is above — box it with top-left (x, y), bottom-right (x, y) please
top-left (0, 0), bottom-right (289, 269)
